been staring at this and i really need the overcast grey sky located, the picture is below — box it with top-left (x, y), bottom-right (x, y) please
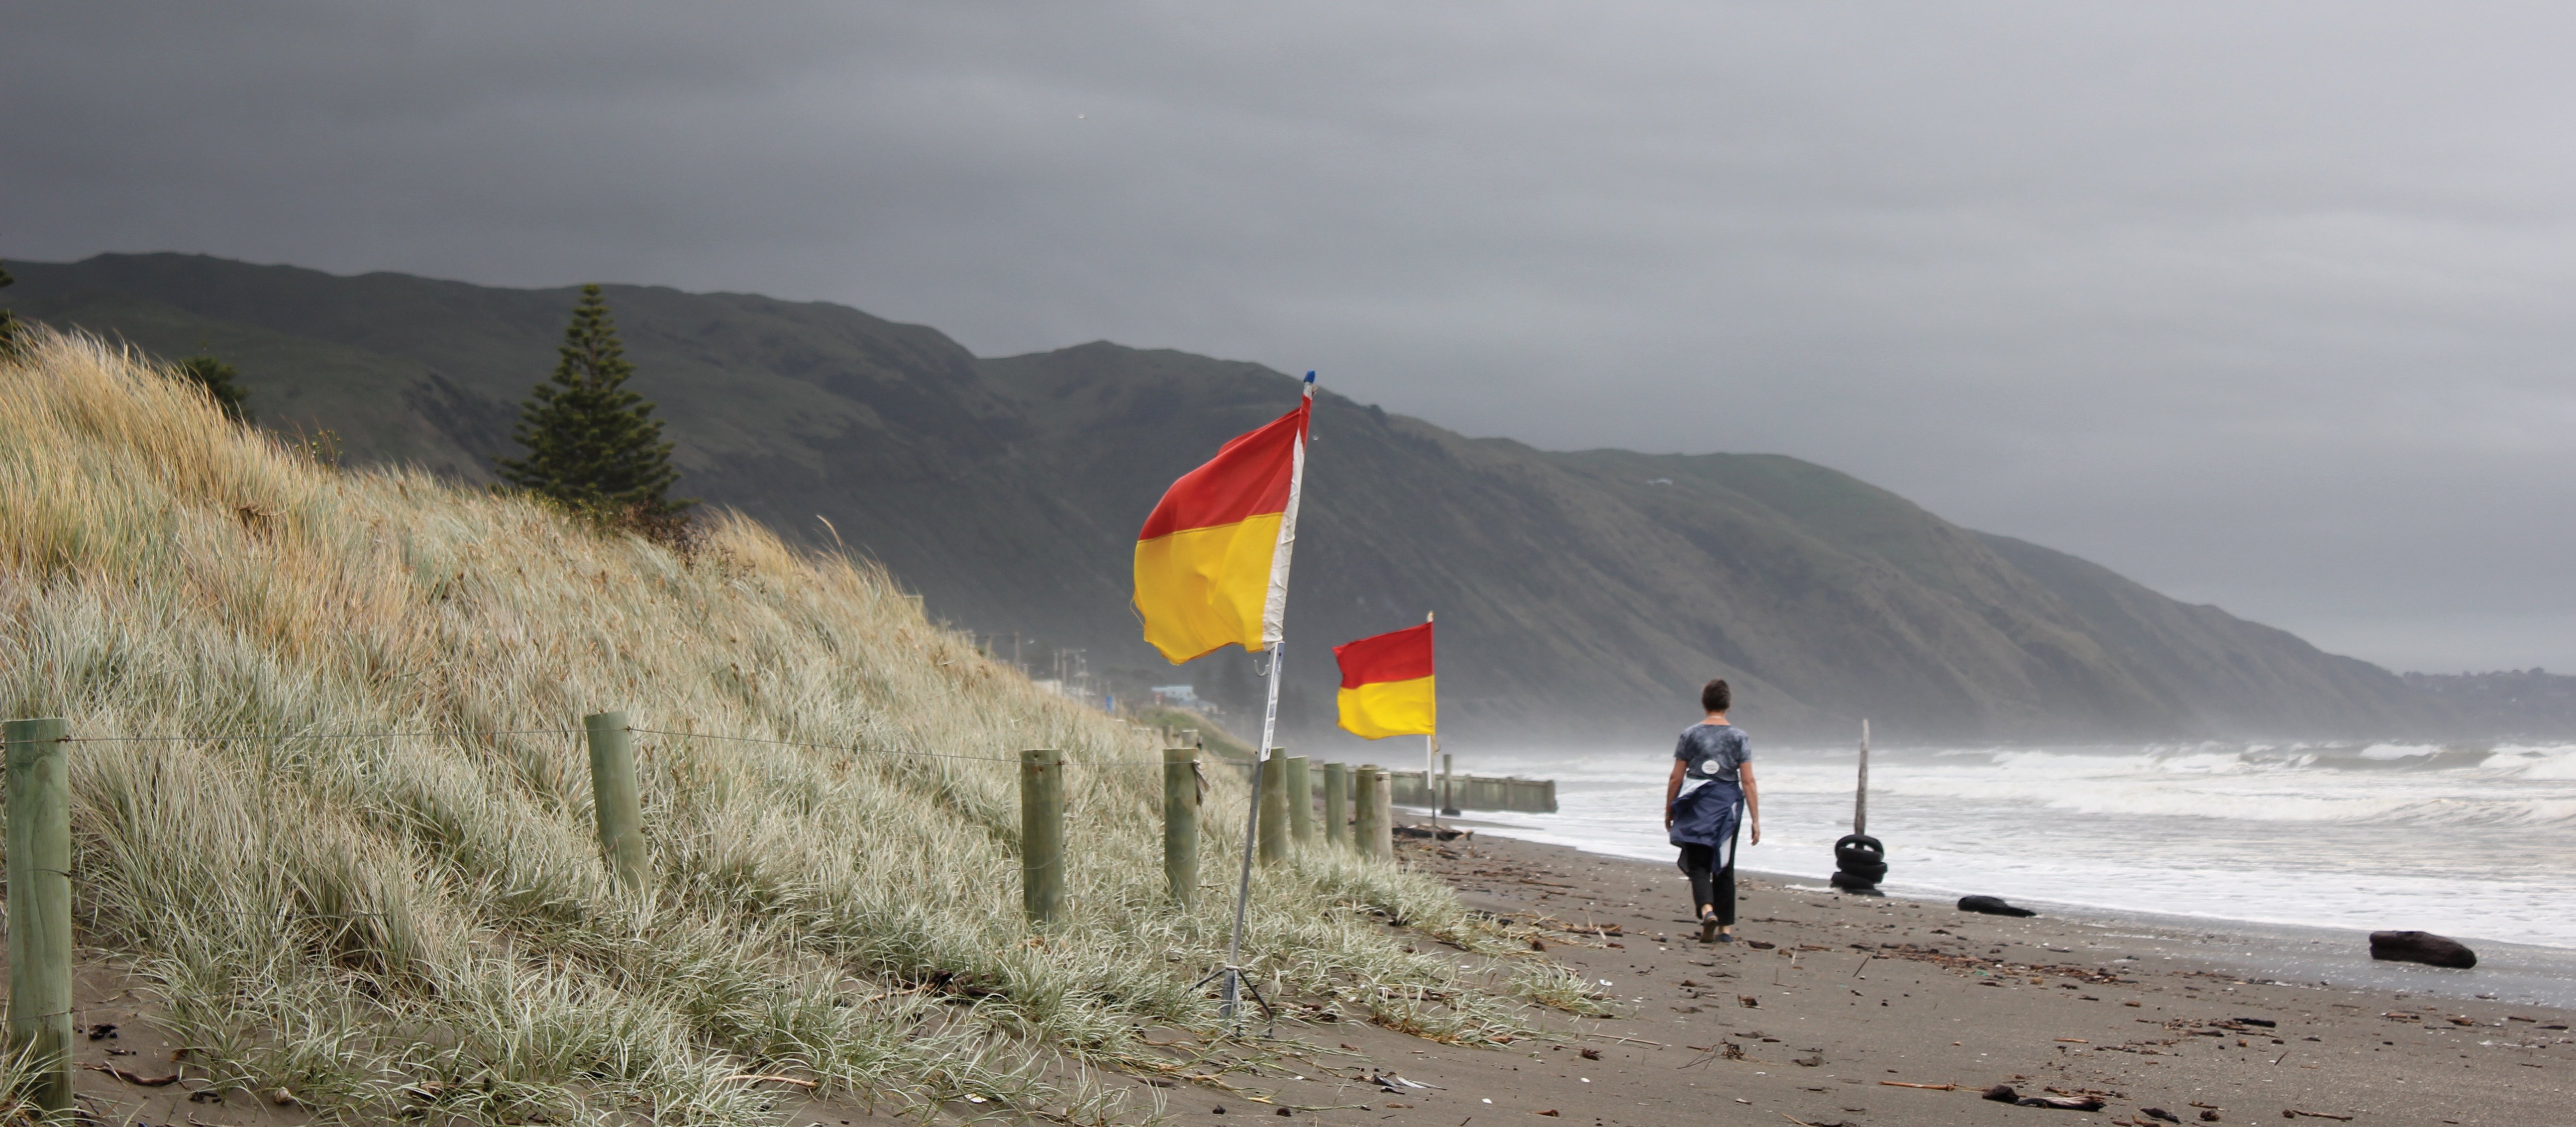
top-left (7, 2), bottom-right (2572, 673)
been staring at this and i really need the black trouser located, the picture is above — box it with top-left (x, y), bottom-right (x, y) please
top-left (1678, 825), bottom-right (1738, 925)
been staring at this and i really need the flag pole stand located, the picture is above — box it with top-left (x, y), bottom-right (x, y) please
top-left (1215, 637), bottom-right (1288, 1032)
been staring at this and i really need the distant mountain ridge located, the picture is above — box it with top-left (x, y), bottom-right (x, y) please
top-left (4, 252), bottom-right (2474, 745)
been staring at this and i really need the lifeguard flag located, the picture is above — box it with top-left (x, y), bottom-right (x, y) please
top-left (1133, 386), bottom-right (1312, 663)
top-left (1334, 622), bottom-right (1436, 739)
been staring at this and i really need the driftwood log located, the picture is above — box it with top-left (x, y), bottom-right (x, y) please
top-left (1958, 895), bottom-right (2038, 918)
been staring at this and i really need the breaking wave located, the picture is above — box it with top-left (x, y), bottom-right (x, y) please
top-left (1460, 739), bottom-right (2576, 948)
top-left (1753, 743), bottom-right (2576, 828)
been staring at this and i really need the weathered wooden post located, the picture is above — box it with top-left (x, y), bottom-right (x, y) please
top-left (1022, 748), bottom-right (1066, 922)
top-left (1285, 755), bottom-right (1313, 845)
top-left (1257, 751), bottom-right (1289, 865)
top-left (1163, 746), bottom-right (1200, 909)
top-left (1321, 762), bottom-right (1349, 848)
top-left (1369, 768), bottom-right (1396, 859)
top-left (583, 712), bottom-right (648, 889)
top-left (1855, 717), bottom-right (1869, 836)
top-left (1830, 720), bottom-right (1886, 895)
top-left (5, 717), bottom-right (72, 1115)
top-left (1351, 766), bottom-right (1386, 860)
top-left (1440, 752), bottom-right (1458, 816)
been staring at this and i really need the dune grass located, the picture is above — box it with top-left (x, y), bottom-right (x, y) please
top-left (0, 332), bottom-right (1534, 1125)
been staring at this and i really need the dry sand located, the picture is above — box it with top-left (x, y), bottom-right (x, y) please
top-left (1157, 826), bottom-right (2573, 1127)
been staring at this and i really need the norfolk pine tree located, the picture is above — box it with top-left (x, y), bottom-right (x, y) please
top-left (497, 284), bottom-right (691, 531)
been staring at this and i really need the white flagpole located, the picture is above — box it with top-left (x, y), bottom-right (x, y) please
top-left (1424, 611), bottom-right (1437, 832)
top-left (1219, 639), bottom-right (1286, 1025)
top-left (1218, 372), bottom-right (1314, 1028)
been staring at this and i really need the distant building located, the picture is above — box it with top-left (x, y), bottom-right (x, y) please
top-left (1152, 684), bottom-right (1204, 708)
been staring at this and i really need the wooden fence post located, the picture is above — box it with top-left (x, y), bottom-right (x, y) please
top-left (1163, 746), bottom-right (1199, 909)
top-left (1351, 766), bottom-right (1384, 860)
top-left (583, 712), bottom-right (649, 889)
top-left (5, 717), bottom-right (72, 1116)
top-left (1285, 756), bottom-right (1312, 845)
top-left (1322, 762), bottom-right (1348, 848)
top-left (1257, 751), bottom-right (1289, 866)
top-left (1021, 749), bottom-right (1065, 923)
top-left (1371, 768), bottom-right (1396, 858)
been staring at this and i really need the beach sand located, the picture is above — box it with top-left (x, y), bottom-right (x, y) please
top-left (52, 823), bottom-right (2568, 1126)
top-left (1172, 826), bottom-right (2574, 1127)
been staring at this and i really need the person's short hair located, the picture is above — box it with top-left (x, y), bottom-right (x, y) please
top-left (1700, 678), bottom-right (1732, 713)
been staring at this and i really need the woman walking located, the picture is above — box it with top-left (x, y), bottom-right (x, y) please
top-left (1665, 679), bottom-right (1761, 943)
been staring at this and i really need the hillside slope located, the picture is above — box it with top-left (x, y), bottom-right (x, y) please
top-left (0, 331), bottom-right (1493, 1126)
top-left (7, 254), bottom-right (2438, 744)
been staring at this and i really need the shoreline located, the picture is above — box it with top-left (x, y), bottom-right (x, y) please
top-left (1413, 808), bottom-right (2576, 1010)
top-left (1226, 820), bottom-right (2575, 1127)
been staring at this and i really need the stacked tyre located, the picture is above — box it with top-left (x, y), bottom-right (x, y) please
top-left (1830, 833), bottom-right (1886, 894)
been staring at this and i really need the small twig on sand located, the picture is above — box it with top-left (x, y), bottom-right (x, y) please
top-left (1776, 1113), bottom-right (1814, 1127)
top-left (2272, 1049), bottom-right (2291, 1065)
top-left (2282, 1113), bottom-right (2354, 1122)
top-left (1878, 1081), bottom-right (1958, 1090)
top-left (1583, 1033), bottom-right (1666, 1047)
top-left (1853, 955), bottom-right (1871, 979)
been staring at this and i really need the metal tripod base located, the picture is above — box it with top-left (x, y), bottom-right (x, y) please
top-left (1191, 965), bottom-right (1278, 1037)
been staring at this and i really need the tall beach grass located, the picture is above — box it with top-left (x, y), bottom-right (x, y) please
top-left (0, 332), bottom-right (1523, 1125)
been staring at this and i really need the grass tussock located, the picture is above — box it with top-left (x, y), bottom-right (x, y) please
top-left (1508, 962), bottom-right (1619, 1018)
top-left (0, 331), bottom-right (1531, 1125)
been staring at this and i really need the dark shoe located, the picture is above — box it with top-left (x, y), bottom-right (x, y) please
top-left (1715, 932), bottom-right (1736, 944)
top-left (1699, 917), bottom-right (1720, 943)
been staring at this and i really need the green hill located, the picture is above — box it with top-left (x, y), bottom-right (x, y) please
top-left (7, 253), bottom-right (2443, 744)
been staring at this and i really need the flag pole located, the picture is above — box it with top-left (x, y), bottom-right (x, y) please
top-left (1424, 611), bottom-right (1437, 832)
top-left (1218, 370), bottom-right (1314, 1030)
top-left (1219, 638), bottom-right (1286, 1026)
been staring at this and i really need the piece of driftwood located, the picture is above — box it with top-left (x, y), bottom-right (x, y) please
top-left (1958, 895), bottom-right (2038, 918)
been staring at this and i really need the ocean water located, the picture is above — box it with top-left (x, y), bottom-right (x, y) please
top-left (1423, 741), bottom-right (2576, 951)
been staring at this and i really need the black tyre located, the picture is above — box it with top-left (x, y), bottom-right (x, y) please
top-left (1833, 833), bottom-right (1885, 868)
top-left (1839, 860), bottom-right (1888, 882)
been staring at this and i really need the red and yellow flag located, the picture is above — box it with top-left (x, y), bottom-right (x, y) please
top-left (1133, 391), bottom-right (1312, 663)
top-left (1334, 621), bottom-right (1436, 739)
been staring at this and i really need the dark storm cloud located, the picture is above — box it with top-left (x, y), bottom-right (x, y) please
top-left (8, 2), bottom-right (2574, 671)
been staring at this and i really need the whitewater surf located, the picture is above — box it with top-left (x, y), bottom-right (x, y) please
top-left (1426, 741), bottom-right (2576, 950)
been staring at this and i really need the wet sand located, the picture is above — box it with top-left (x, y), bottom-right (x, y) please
top-left (1187, 826), bottom-right (2574, 1127)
